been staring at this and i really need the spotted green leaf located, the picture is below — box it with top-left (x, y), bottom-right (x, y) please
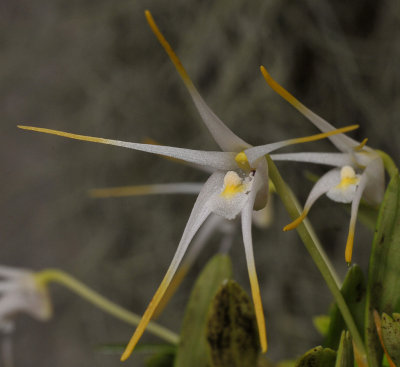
top-left (381, 313), bottom-right (400, 364)
top-left (294, 346), bottom-right (336, 367)
top-left (206, 280), bottom-right (260, 367)
top-left (174, 254), bottom-right (232, 367)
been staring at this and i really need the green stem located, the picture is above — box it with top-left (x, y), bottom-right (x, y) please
top-left (266, 156), bottom-right (367, 361)
top-left (376, 150), bottom-right (398, 179)
top-left (35, 269), bottom-right (179, 345)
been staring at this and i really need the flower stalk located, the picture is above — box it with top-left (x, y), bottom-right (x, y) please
top-left (34, 269), bottom-right (179, 345)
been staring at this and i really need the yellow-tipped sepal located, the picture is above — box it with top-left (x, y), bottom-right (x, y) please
top-left (345, 227), bottom-right (355, 265)
top-left (283, 210), bottom-right (309, 232)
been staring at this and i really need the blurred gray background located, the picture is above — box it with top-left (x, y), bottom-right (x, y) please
top-left (1, 0), bottom-right (399, 365)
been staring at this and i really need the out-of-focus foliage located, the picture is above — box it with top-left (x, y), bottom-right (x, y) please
top-left (175, 254), bottom-right (232, 367)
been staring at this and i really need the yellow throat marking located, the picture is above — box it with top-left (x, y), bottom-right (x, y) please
top-left (336, 166), bottom-right (360, 190)
top-left (221, 171), bottom-right (246, 198)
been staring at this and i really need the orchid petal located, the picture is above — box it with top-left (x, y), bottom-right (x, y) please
top-left (18, 126), bottom-right (237, 171)
top-left (121, 173), bottom-right (226, 361)
top-left (344, 166), bottom-right (368, 264)
top-left (241, 172), bottom-right (267, 352)
top-left (260, 66), bottom-right (360, 152)
top-left (284, 168), bottom-right (341, 231)
top-left (245, 124), bottom-right (359, 163)
top-left (153, 214), bottom-right (226, 318)
top-left (89, 182), bottom-right (203, 198)
top-left (270, 152), bottom-right (353, 167)
top-left (145, 11), bottom-right (249, 152)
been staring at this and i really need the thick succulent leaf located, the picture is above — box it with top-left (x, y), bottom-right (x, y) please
top-left (206, 280), bottom-right (260, 367)
top-left (334, 331), bottom-right (354, 367)
top-left (324, 265), bottom-right (366, 349)
top-left (294, 346), bottom-right (336, 367)
top-left (381, 313), bottom-right (400, 364)
top-left (174, 254), bottom-right (232, 367)
top-left (365, 171), bottom-right (400, 366)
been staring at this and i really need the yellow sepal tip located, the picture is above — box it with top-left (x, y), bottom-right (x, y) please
top-left (18, 125), bottom-right (109, 145)
top-left (249, 272), bottom-right (268, 353)
top-left (283, 211), bottom-right (308, 231)
top-left (259, 66), bottom-right (303, 110)
top-left (345, 230), bottom-right (355, 264)
top-left (354, 138), bottom-right (368, 151)
top-left (145, 10), bottom-right (193, 88)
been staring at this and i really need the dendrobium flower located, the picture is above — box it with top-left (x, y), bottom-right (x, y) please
top-left (258, 66), bottom-right (385, 264)
top-left (0, 266), bottom-right (52, 333)
top-left (18, 11), bottom-right (358, 361)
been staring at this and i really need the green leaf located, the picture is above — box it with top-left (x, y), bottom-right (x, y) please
top-left (174, 254), bottom-right (232, 367)
top-left (334, 331), bottom-right (353, 367)
top-left (324, 265), bottom-right (366, 350)
top-left (365, 171), bottom-right (400, 366)
top-left (206, 280), bottom-right (260, 367)
top-left (381, 313), bottom-right (400, 364)
top-left (294, 346), bottom-right (336, 367)
top-left (146, 348), bottom-right (175, 367)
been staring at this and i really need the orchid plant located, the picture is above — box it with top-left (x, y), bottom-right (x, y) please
top-left (14, 8), bottom-right (400, 367)
top-left (17, 10), bottom-right (360, 362)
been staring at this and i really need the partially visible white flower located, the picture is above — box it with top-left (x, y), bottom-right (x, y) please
top-left (0, 266), bottom-right (52, 333)
top-left (0, 266), bottom-right (52, 366)
top-left (18, 11), bottom-right (358, 360)
top-left (258, 66), bottom-right (385, 263)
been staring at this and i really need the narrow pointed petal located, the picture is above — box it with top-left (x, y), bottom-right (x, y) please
top-left (143, 138), bottom-right (215, 173)
top-left (345, 169), bottom-right (368, 264)
top-left (245, 124), bottom-right (359, 163)
top-left (269, 152), bottom-right (353, 167)
top-left (260, 66), bottom-right (360, 152)
top-left (241, 172), bottom-right (267, 352)
top-left (120, 173), bottom-right (225, 361)
top-left (284, 169), bottom-right (341, 231)
top-left (89, 182), bottom-right (203, 198)
top-left (18, 125), bottom-right (237, 171)
top-left (153, 214), bottom-right (225, 318)
top-left (145, 11), bottom-right (249, 152)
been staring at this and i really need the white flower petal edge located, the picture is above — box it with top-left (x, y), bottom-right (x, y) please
top-left (269, 152), bottom-right (353, 167)
top-left (0, 266), bottom-right (52, 333)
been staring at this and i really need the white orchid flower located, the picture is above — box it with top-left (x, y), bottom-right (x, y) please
top-left (18, 11), bottom-right (358, 360)
top-left (0, 266), bottom-right (52, 333)
top-left (258, 66), bottom-right (385, 264)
